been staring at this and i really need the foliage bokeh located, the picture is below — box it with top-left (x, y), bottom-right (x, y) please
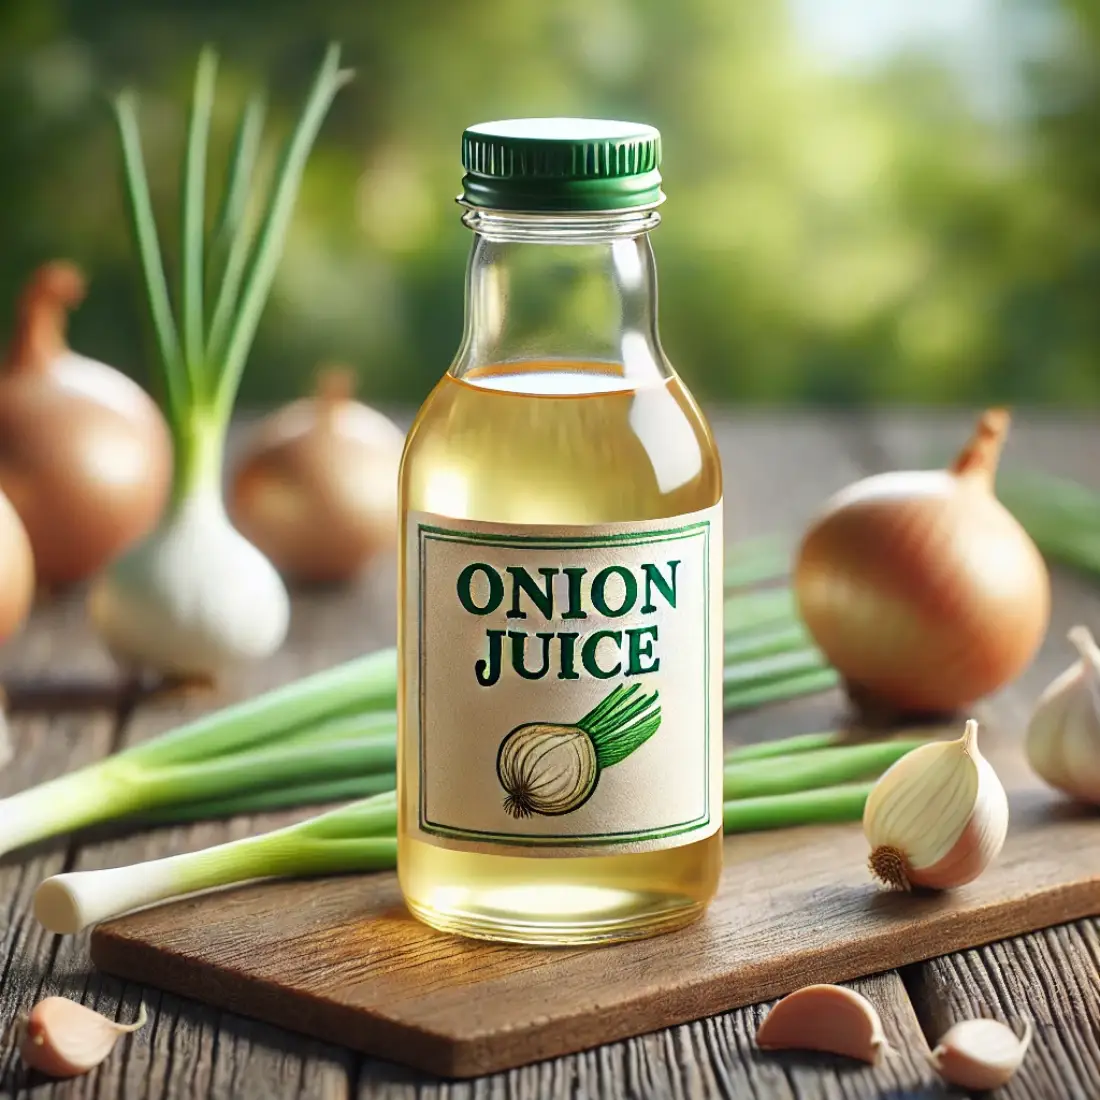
top-left (1, 0), bottom-right (1097, 408)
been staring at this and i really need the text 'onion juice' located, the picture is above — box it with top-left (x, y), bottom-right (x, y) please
top-left (397, 119), bottom-right (724, 945)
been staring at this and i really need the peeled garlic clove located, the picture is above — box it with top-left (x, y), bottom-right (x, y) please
top-left (756, 984), bottom-right (887, 1065)
top-left (863, 718), bottom-right (1008, 891)
top-left (1026, 625), bottom-right (1100, 804)
top-left (19, 996), bottom-right (147, 1078)
top-left (931, 1018), bottom-right (1032, 1090)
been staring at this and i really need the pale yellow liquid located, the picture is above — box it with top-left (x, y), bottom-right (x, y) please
top-left (397, 362), bottom-right (723, 944)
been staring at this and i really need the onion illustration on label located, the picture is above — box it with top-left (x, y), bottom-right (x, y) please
top-left (496, 683), bottom-right (662, 818)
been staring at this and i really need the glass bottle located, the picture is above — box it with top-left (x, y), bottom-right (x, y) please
top-left (397, 118), bottom-right (723, 945)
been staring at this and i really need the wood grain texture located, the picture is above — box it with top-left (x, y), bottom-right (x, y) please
top-left (871, 410), bottom-right (1100, 1100)
top-left (84, 413), bottom-right (1022, 1083)
top-left (4, 577), bottom-right (399, 1100)
top-left (89, 739), bottom-right (1100, 1079)
top-left (0, 594), bottom-right (119, 1096)
top-left (5, 413), bottom-right (1099, 1097)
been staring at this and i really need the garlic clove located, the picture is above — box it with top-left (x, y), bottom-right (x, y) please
top-left (1027, 626), bottom-right (1100, 805)
top-left (756, 984), bottom-right (887, 1065)
top-left (930, 1017), bottom-right (1032, 1090)
top-left (19, 996), bottom-right (147, 1078)
top-left (863, 719), bottom-right (1009, 891)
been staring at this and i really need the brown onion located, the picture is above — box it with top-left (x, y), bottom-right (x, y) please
top-left (0, 262), bottom-right (172, 587)
top-left (0, 484), bottom-right (34, 642)
top-left (228, 368), bottom-right (403, 584)
top-left (794, 409), bottom-right (1049, 715)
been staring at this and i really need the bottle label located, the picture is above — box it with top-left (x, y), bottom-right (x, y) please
top-left (402, 504), bottom-right (724, 856)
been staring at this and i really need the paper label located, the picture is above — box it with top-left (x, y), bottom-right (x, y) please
top-left (402, 504), bottom-right (723, 856)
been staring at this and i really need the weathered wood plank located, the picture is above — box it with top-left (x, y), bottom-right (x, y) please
top-left (333, 413), bottom-right (937, 1095)
top-left (8, 576), bottom-right (400, 1100)
top-left (0, 593), bottom-right (118, 1095)
top-left (352, 973), bottom-right (938, 1099)
top-left (869, 410), bottom-right (1100, 1099)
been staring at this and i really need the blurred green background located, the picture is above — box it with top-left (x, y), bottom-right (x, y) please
top-left (2, 0), bottom-right (1098, 408)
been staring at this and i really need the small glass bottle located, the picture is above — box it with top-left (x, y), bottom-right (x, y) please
top-left (398, 118), bottom-right (723, 945)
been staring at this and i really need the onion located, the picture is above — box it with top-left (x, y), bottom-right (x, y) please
top-left (794, 409), bottom-right (1049, 715)
top-left (498, 724), bottom-right (599, 817)
top-left (228, 368), bottom-right (403, 584)
top-left (0, 484), bottom-right (34, 643)
top-left (0, 261), bottom-right (172, 587)
top-left (495, 684), bottom-right (662, 818)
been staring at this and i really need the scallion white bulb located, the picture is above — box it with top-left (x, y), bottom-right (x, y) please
top-left (87, 491), bottom-right (289, 680)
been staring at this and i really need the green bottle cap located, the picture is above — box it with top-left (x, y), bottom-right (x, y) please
top-left (459, 118), bottom-right (663, 213)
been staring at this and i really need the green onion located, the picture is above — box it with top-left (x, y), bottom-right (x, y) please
top-left (0, 651), bottom-right (395, 857)
top-left (724, 730), bottom-right (841, 762)
top-left (1001, 474), bottom-right (1100, 578)
top-left (141, 735), bottom-right (929, 824)
top-left (34, 777), bottom-right (876, 935)
top-left (723, 782), bottom-right (873, 832)
top-left (34, 793), bottom-right (398, 935)
top-left (722, 647), bottom-right (828, 689)
top-left (723, 534), bottom-right (791, 589)
top-left (723, 739), bottom-right (922, 799)
top-left (3, 557), bottom-right (844, 846)
top-left (723, 622), bottom-right (809, 663)
top-left (144, 773), bottom-right (397, 823)
top-left (87, 44), bottom-right (352, 681)
top-left (724, 667), bottom-right (840, 712)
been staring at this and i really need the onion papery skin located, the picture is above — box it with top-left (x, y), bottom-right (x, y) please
top-left (228, 391), bottom-right (403, 585)
top-left (796, 469), bottom-right (1049, 715)
top-left (0, 486), bottom-right (34, 642)
top-left (87, 493), bottom-right (289, 680)
top-left (0, 261), bottom-right (172, 588)
top-left (496, 723), bottom-right (599, 818)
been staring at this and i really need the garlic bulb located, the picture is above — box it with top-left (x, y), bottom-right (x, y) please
top-left (863, 719), bottom-right (1008, 890)
top-left (931, 1018), bottom-right (1032, 1090)
top-left (1026, 625), bottom-right (1100, 804)
top-left (19, 997), bottom-right (147, 1078)
top-left (87, 491), bottom-right (289, 681)
top-left (756, 984), bottom-right (886, 1065)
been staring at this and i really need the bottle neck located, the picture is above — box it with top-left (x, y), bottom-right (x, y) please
top-left (451, 208), bottom-right (669, 383)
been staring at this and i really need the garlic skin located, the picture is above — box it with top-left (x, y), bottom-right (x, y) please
top-left (87, 491), bottom-right (289, 680)
top-left (1026, 626), bottom-right (1100, 804)
top-left (931, 1018), bottom-right (1032, 1090)
top-left (863, 719), bottom-right (1008, 890)
top-left (19, 997), bottom-right (147, 1078)
top-left (756, 984), bottom-right (886, 1065)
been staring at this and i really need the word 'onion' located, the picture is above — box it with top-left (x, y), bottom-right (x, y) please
top-left (794, 409), bottom-right (1049, 715)
top-left (228, 368), bottom-right (403, 584)
top-left (0, 485), bottom-right (34, 643)
top-left (0, 262), bottom-right (172, 587)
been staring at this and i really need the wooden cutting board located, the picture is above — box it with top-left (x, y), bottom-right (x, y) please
top-left (91, 729), bottom-right (1100, 1079)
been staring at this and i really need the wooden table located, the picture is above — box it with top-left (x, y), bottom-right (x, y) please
top-left (1, 411), bottom-right (1098, 1099)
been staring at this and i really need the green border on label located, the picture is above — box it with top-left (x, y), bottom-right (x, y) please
top-left (417, 518), bottom-right (712, 847)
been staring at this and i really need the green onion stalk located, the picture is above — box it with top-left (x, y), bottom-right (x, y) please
top-left (1000, 474), bottom-right (1100, 578)
top-left (33, 760), bottom-right (896, 934)
top-left (0, 575), bottom-right (844, 852)
top-left (86, 44), bottom-right (351, 681)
